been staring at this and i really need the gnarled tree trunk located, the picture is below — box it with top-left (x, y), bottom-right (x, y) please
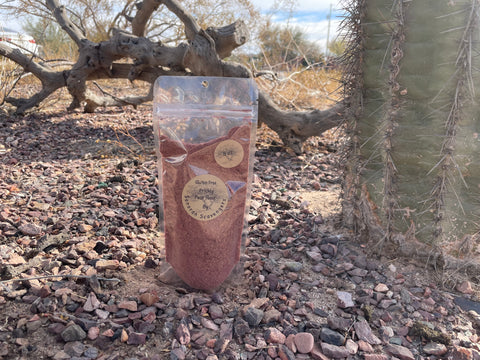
top-left (0, 0), bottom-right (344, 153)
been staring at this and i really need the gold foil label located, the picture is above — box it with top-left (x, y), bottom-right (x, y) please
top-left (214, 140), bottom-right (244, 168)
top-left (182, 174), bottom-right (228, 221)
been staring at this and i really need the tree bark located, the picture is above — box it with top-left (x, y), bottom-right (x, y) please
top-left (0, 0), bottom-right (343, 153)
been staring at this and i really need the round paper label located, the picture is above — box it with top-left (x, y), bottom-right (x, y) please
top-left (214, 140), bottom-right (244, 168)
top-left (182, 174), bottom-right (229, 221)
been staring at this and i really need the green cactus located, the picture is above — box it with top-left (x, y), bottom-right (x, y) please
top-left (342, 0), bottom-right (480, 267)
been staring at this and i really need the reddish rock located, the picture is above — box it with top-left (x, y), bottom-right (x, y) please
top-left (265, 327), bottom-right (286, 344)
top-left (446, 345), bottom-right (473, 360)
top-left (423, 342), bottom-right (448, 356)
top-left (456, 281), bottom-right (474, 295)
top-left (18, 223), bottom-right (43, 236)
top-left (385, 344), bottom-right (415, 360)
top-left (285, 334), bottom-right (297, 353)
top-left (139, 292), bottom-right (159, 306)
top-left (354, 320), bottom-right (382, 345)
top-left (294, 332), bottom-right (314, 354)
top-left (83, 292), bottom-right (101, 312)
top-left (364, 355), bottom-right (389, 360)
top-left (311, 344), bottom-right (330, 360)
top-left (321, 343), bottom-right (351, 358)
top-left (118, 300), bottom-right (138, 312)
top-left (95, 259), bottom-right (119, 271)
top-left (358, 340), bottom-right (374, 353)
top-left (87, 327), bottom-right (100, 340)
top-left (176, 322), bottom-right (191, 345)
top-left (345, 339), bottom-right (358, 355)
top-left (374, 283), bottom-right (389, 292)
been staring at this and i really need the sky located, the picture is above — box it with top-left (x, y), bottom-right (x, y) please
top-left (250, 0), bottom-right (345, 53)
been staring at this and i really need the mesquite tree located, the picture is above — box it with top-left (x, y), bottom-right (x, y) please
top-left (0, 0), bottom-right (343, 153)
top-left (342, 0), bottom-right (480, 273)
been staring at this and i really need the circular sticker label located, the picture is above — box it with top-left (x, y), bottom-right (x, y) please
top-left (214, 140), bottom-right (244, 168)
top-left (182, 174), bottom-right (229, 221)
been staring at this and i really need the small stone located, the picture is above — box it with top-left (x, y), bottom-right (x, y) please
top-left (446, 345), bottom-right (473, 360)
top-left (262, 309), bottom-right (282, 324)
top-left (358, 340), bottom-right (374, 352)
top-left (121, 329), bottom-right (128, 342)
top-left (311, 344), bottom-right (330, 360)
top-left (83, 292), bottom-right (101, 312)
top-left (457, 281), bottom-right (474, 295)
top-left (285, 334), bottom-right (297, 352)
top-left (118, 300), bottom-right (138, 312)
top-left (244, 307), bottom-right (264, 327)
top-left (95, 259), bottom-right (119, 270)
top-left (321, 342), bottom-right (351, 358)
top-left (234, 318), bottom-right (251, 337)
top-left (61, 324), bottom-right (87, 342)
top-left (209, 304), bottom-right (224, 320)
top-left (18, 223), bottom-right (43, 236)
top-left (374, 283), bottom-right (389, 292)
top-left (176, 321), bottom-right (191, 345)
top-left (385, 344), bottom-right (415, 360)
top-left (78, 224), bottom-right (93, 233)
top-left (364, 355), bottom-right (389, 360)
top-left (264, 327), bottom-right (286, 344)
top-left (83, 347), bottom-right (99, 359)
top-left (139, 292), bottom-right (159, 306)
top-left (354, 320), bottom-right (382, 345)
top-left (127, 332), bottom-right (146, 345)
top-left (294, 332), bottom-right (314, 353)
top-left (320, 327), bottom-right (344, 346)
top-left (88, 326), bottom-right (100, 340)
top-left (423, 342), bottom-right (448, 356)
top-left (63, 341), bottom-right (85, 357)
top-left (337, 291), bottom-right (355, 308)
top-left (345, 339), bottom-right (358, 354)
top-left (170, 347), bottom-right (186, 360)
top-left (284, 261), bottom-right (303, 272)
top-left (278, 344), bottom-right (296, 360)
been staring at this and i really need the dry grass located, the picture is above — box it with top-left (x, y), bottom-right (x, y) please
top-left (255, 67), bottom-right (343, 111)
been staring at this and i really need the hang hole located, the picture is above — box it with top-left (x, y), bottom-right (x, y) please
top-left (201, 80), bottom-right (209, 88)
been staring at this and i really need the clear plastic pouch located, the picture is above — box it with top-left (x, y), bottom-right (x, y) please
top-left (153, 76), bottom-right (258, 291)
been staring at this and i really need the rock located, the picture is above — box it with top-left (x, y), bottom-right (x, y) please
top-left (385, 344), bottom-right (415, 360)
top-left (118, 300), bottom-right (138, 312)
top-left (88, 326), bottom-right (100, 340)
top-left (209, 304), bottom-right (224, 320)
top-left (262, 309), bottom-right (282, 324)
top-left (311, 344), bottom-right (330, 360)
top-left (170, 347), bottom-right (186, 360)
top-left (320, 327), bottom-right (345, 346)
top-left (337, 291), bottom-right (355, 308)
top-left (127, 332), bottom-right (147, 345)
top-left (345, 339), bottom-right (358, 355)
top-left (61, 324), bottom-right (87, 342)
top-left (354, 320), bottom-right (382, 345)
top-left (320, 342), bottom-right (351, 358)
top-left (234, 318), bottom-right (251, 337)
top-left (374, 283), bottom-right (389, 292)
top-left (18, 223), bottom-right (43, 236)
top-left (358, 340), bottom-right (374, 352)
top-left (176, 321), bottom-right (191, 345)
top-left (423, 342), bottom-right (448, 356)
top-left (264, 327), bottom-right (286, 344)
top-left (244, 307), bottom-right (264, 327)
top-left (83, 292), bottom-right (101, 312)
top-left (284, 261), bottom-right (303, 272)
top-left (457, 281), bottom-right (474, 295)
top-left (294, 332), bottom-right (314, 353)
top-left (84, 347), bottom-right (99, 359)
top-left (278, 344), bottom-right (296, 360)
top-left (95, 259), bottom-right (119, 270)
top-left (285, 334), bottom-right (297, 352)
top-left (364, 355), bottom-right (389, 360)
top-left (446, 345), bottom-right (472, 360)
top-left (63, 341), bottom-right (85, 357)
top-left (139, 292), bottom-right (160, 306)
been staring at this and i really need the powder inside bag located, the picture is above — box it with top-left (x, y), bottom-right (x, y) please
top-left (160, 125), bottom-right (251, 290)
